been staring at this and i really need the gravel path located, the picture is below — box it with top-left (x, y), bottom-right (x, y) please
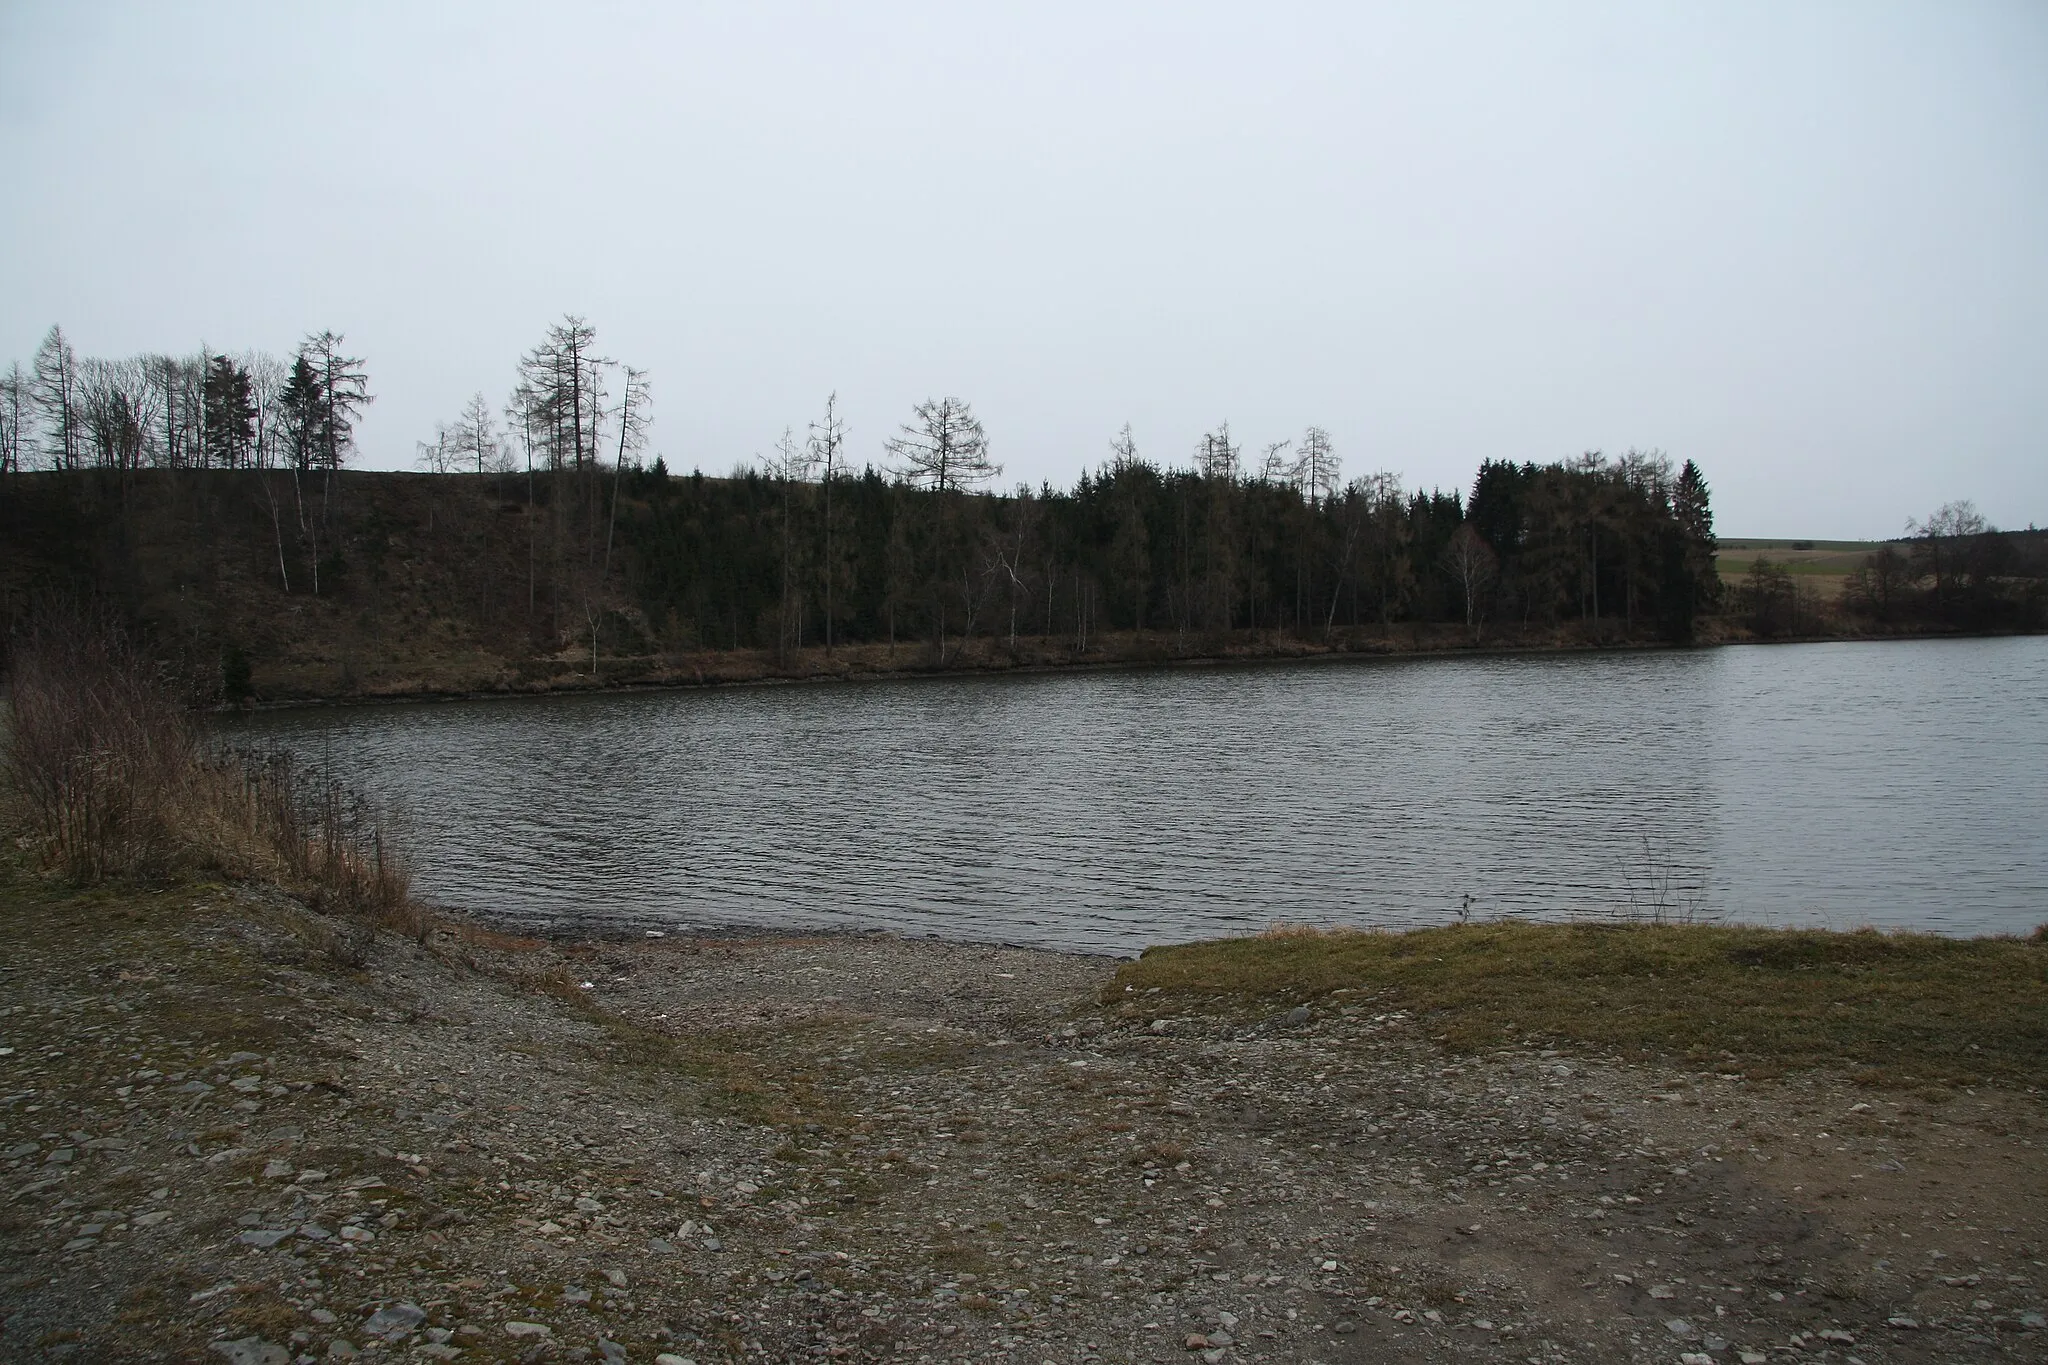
top-left (2, 885), bottom-right (2043, 1364)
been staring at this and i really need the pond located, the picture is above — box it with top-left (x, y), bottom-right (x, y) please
top-left (229, 636), bottom-right (2048, 954)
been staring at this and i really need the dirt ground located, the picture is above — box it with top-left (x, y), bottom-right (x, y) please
top-left (1, 880), bottom-right (2042, 1364)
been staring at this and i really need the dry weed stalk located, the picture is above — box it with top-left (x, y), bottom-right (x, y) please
top-left (4, 601), bottom-right (417, 935)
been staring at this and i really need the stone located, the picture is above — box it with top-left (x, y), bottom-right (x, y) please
top-left (1816, 1329), bottom-right (1855, 1344)
top-left (1680, 1355), bottom-right (1714, 1365)
top-left (504, 1322), bottom-right (551, 1338)
top-left (337, 1226), bottom-right (374, 1243)
top-left (210, 1338), bottom-right (290, 1365)
top-left (1664, 1318), bottom-right (1694, 1339)
top-left (134, 1210), bottom-right (170, 1227)
top-left (263, 1161), bottom-right (295, 1180)
top-left (1331, 1320), bottom-right (1357, 1334)
top-left (604, 1269), bottom-right (628, 1288)
top-left (1283, 1006), bottom-right (1311, 1027)
top-left (238, 1229), bottom-right (293, 1248)
top-left (361, 1304), bottom-right (426, 1341)
top-left (1887, 1316), bottom-right (1920, 1329)
top-left (1184, 1333), bottom-right (1209, 1349)
top-left (2018, 1311), bottom-right (2045, 1329)
top-left (598, 1341), bottom-right (628, 1363)
top-left (654, 1356), bottom-right (697, 1365)
top-left (325, 1343), bottom-right (357, 1360)
top-left (1648, 1285), bottom-right (1676, 1299)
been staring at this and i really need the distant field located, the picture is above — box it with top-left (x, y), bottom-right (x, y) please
top-left (1715, 537), bottom-right (1888, 593)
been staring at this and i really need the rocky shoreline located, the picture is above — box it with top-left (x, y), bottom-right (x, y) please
top-left (2, 880), bottom-right (2043, 1364)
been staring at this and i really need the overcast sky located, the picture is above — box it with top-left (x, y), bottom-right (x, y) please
top-left (3, 2), bottom-right (2043, 537)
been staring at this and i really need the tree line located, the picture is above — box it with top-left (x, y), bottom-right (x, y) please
top-left (11, 314), bottom-right (2034, 669)
top-left (1733, 501), bottom-right (2047, 635)
top-left (615, 403), bottom-right (1723, 658)
top-left (0, 325), bottom-right (371, 475)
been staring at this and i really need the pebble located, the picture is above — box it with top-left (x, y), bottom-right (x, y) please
top-left (209, 1338), bottom-right (289, 1365)
top-left (361, 1304), bottom-right (426, 1341)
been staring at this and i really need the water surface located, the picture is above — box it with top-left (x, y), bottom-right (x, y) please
top-left (229, 637), bottom-right (2048, 954)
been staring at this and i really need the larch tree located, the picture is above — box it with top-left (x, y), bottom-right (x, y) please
top-left (808, 392), bottom-right (847, 651)
top-left (602, 366), bottom-right (650, 579)
top-left (0, 362), bottom-right (27, 475)
top-left (299, 332), bottom-right (372, 471)
top-left (1293, 426), bottom-right (1340, 508)
top-left (884, 397), bottom-right (996, 493)
top-left (31, 325), bottom-right (81, 471)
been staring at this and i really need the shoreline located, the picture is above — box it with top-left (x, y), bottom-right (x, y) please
top-left (221, 620), bottom-right (2043, 713)
top-left (4, 870), bottom-right (2041, 1363)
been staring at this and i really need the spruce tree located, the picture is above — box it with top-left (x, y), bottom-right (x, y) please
top-left (202, 355), bottom-right (256, 467)
top-left (1674, 459), bottom-right (1720, 610)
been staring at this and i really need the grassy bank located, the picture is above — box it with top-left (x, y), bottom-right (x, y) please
top-left (1110, 920), bottom-right (2048, 1089)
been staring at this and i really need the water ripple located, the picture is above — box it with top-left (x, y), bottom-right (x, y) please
top-left (228, 636), bottom-right (2048, 953)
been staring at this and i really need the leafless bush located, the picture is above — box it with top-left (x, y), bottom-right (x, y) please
top-left (4, 601), bottom-right (417, 935)
top-left (4, 603), bottom-right (199, 880)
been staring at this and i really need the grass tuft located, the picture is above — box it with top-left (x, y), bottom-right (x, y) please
top-left (1109, 920), bottom-right (2048, 1087)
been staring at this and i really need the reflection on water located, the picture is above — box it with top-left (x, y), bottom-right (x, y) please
top-left (229, 636), bottom-right (2048, 954)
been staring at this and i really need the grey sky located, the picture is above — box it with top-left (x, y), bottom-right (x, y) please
top-left (3, 1), bottom-right (2042, 537)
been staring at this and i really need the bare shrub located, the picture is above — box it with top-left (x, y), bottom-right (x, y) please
top-left (4, 602), bottom-right (417, 935)
top-left (4, 602), bottom-right (199, 880)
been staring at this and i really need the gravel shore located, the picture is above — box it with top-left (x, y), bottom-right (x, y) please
top-left (2, 882), bottom-right (2043, 1364)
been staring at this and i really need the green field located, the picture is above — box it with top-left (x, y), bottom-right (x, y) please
top-left (1714, 537), bottom-right (1888, 592)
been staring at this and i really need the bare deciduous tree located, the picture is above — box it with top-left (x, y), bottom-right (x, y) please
top-left (0, 362), bottom-right (27, 475)
top-left (1441, 521), bottom-right (1498, 640)
top-left (1292, 426), bottom-right (1340, 508)
top-left (885, 397), bottom-right (996, 492)
top-left (603, 366), bottom-right (650, 579)
top-left (1196, 421), bottom-right (1239, 480)
top-left (808, 392), bottom-right (847, 651)
top-left (32, 326), bottom-right (81, 471)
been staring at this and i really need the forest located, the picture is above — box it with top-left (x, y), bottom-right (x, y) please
top-left (1, 317), bottom-right (2040, 701)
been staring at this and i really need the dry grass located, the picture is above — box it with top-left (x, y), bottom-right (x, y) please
top-left (4, 600), bottom-right (415, 931)
top-left (1110, 919), bottom-right (2048, 1088)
